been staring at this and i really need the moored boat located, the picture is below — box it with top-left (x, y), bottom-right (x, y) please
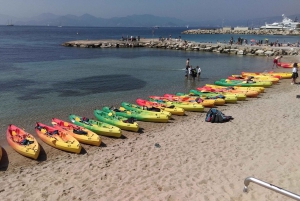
top-left (163, 94), bottom-right (216, 107)
top-left (149, 96), bottom-right (205, 111)
top-left (205, 84), bottom-right (264, 93)
top-left (136, 98), bottom-right (185, 116)
top-left (7, 124), bottom-right (40, 159)
top-left (102, 106), bottom-right (170, 123)
top-left (51, 118), bottom-right (101, 146)
top-left (69, 114), bottom-right (122, 137)
top-left (175, 92), bottom-right (226, 106)
top-left (189, 89), bottom-right (238, 103)
top-left (121, 102), bottom-right (172, 117)
top-left (35, 122), bottom-right (81, 154)
top-left (197, 86), bottom-right (259, 98)
top-left (215, 79), bottom-right (272, 88)
top-left (94, 109), bottom-right (139, 132)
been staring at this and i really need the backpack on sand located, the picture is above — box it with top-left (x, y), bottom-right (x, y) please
top-left (205, 108), bottom-right (233, 123)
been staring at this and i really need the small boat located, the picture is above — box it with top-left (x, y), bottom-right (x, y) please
top-left (149, 96), bottom-right (205, 112)
top-left (121, 102), bottom-right (172, 117)
top-left (94, 109), bottom-right (139, 132)
top-left (229, 75), bottom-right (279, 84)
top-left (196, 88), bottom-right (247, 100)
top-left (35, 122), bottom-right (81, 153)
top-left (7, 124), bottom-right (40, 159)
top-left (189, 89), bottom-right (239, 103)
top-left (241, 72), bottom-right (282, 79)
top-left (197, 86), bottom-right (259, 98)
top-left (205, 84), bottom-right (264, 93)
top-left (162, 94), bottom-right (216, 108)
top-left (215, 79), bottom-right (272, 88)
top-left (51, 118), bottom-right (101, 146)
top-left (136, 98), bottom-right (185, 116)
top-left (102, 106), bottom-right (170, 123)
top-left (262, 71), bottom-right (292, 79)
top-left (278, 62), bottom-right (300, 68)
top-left (69, 114), bottom-right (122, 137)
top-left (175, 92), bottom-right (226, 106)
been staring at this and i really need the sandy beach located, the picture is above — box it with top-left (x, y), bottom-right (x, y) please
top-left (0, 56), bottom-right (300, 201)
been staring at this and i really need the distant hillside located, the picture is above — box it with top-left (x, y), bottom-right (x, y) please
top-left (1, 13), bottom-right (300, 28)
top-left (13, 13), bottom-right (188, 27)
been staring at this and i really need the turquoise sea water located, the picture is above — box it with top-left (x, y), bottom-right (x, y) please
top-left (0, 26), bottom-right (298, 142)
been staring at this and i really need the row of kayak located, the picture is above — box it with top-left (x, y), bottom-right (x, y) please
top-left (4, 71), bottom-right (292, 160)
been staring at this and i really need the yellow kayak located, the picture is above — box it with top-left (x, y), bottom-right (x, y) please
top-left (230, 75), bottom-right (279, 84)
top-left (205, 84), bottom-right (264, 93)
top-left (35, 122), bottom-right (82, 154)
top-left (149, 97), bottom-right (204, 112)
top-left (136, 98), bottom-right (185, 116)
top-left (7, 124), bottom-right (40, 159)
top-left (52, 118), bottom-right (101, 146)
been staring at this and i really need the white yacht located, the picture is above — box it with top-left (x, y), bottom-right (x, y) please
top-left (260, 14), bottom-right (300, 30)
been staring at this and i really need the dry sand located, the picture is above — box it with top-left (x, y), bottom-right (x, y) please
top-left (0, 56), bottom-right (300, 201)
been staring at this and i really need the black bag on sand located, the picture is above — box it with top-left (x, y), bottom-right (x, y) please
top-left (205, 108), bottom-right (233, 123)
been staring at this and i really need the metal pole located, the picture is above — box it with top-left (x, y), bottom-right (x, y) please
top-left (243, 177), bottom-right (300, 200)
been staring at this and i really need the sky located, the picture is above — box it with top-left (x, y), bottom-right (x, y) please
top-left (2, 0), bottom-right (300, 22)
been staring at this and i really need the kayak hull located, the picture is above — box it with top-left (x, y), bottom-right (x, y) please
top-left (51, 118), bottom-right (101, 146)
top-left (7, 124), bottom-right (40, 159)
top-left (69, 114), bottom-right (122, 137)
top-left (35, 122), bottom-right (81, 154)
top-left (94, 109), bottom-right (139, 132)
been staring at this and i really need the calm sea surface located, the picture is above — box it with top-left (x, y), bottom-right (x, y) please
top-left (0, 26), bottom-right (299, 141)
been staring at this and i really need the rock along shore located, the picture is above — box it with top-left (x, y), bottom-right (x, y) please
top-left (62, 38), bottom-right (300, 57)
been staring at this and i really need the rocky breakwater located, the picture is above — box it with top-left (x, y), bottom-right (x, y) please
top-left (182, 28), bottom-right (300, 35)
top-left (62, 39), bottom-right (300, 57)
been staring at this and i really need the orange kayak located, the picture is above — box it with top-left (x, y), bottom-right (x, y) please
top-left (51, 118), bottom-right (101, 146)
top-left (7, 124), bottom-right (40, 159)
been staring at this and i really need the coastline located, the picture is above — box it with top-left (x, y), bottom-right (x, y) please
top-left (0, 57), bottom-right (299, 200)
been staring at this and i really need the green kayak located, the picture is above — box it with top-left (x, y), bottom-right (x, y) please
top-left (215, 79), bottom-right (272, 87)
top-left (69, 114), bottom-right (122, 138)
top-left (94, 109), bottom-right (139, 132)
top-left (189, 90), bottom-right (238, 103)
top-left (102, 107), bottom-right (169, 123)
top-left (121, 102), bottom-right (172, 118)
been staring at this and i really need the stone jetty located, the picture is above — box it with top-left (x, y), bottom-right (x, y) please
top-left (62, 38), bottom-right (300, 57)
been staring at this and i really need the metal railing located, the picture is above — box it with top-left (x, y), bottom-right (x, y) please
top-left (243, 177), bottom-right (300, 200)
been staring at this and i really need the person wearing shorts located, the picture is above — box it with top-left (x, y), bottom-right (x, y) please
top-left (273, 56), bottom-right (282, 68)
top-left (292, 62), bottom-right (298, 84)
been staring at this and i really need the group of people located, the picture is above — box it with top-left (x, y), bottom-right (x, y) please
top-left (185, 58), bottom-right (201, 80)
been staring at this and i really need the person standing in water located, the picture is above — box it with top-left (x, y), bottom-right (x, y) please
top-left (273, 56), bottom-right (282, 68)
top-left (185, 58), bottom-right (190, 79)
top-left (196, 66), bottom-right (201, 80)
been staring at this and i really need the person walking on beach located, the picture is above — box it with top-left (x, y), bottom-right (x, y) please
top-left (196, 66), bottom-right (201, 80)
top-left (292, 62), bottom-right (298, 84)
top-left (273, 56), bottom-right (282, 68)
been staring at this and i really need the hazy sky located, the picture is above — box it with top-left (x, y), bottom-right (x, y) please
top-left (2, 0), bottom-right (300, 21)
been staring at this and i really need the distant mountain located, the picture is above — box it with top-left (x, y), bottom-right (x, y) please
top-left (11, 13), bottom-right (187, 27)
top-left (1, 13), bottom-right (300, 28)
